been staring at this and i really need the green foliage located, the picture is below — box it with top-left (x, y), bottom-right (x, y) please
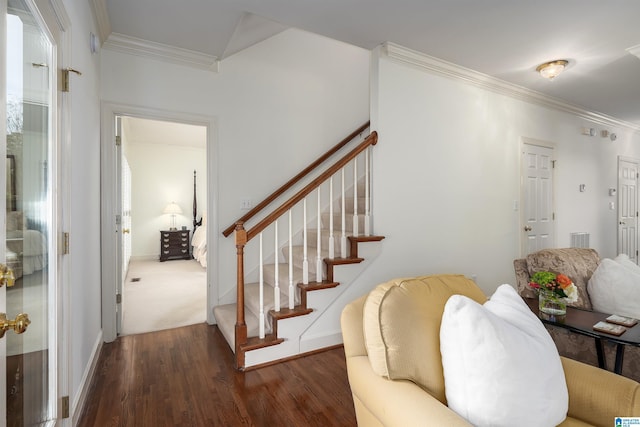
top-left (531, 271), bottom-right (556, 286)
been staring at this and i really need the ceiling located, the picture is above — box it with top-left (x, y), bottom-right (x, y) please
top-left (122, 116), bottom-right (206, 149)
top-left (102, 0), bottom-right (640, 128)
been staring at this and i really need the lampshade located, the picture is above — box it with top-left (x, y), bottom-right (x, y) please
top-left (163, 202), bottom-right (182, 215)
top-left (536, 60), bottom-right (568, 80)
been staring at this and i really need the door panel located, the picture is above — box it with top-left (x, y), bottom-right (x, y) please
top-left (521, 142), bottom-right (554, 255)
top-left (618, 158), bottom-right (639, 262)
top-left (3, 0), bottom-right (57, 424)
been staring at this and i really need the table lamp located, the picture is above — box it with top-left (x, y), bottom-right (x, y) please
top-left (163, 202), bottom-right (182, 230)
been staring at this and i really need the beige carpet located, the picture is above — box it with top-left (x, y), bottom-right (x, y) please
top-left (122, 259), bottom-right (207, 336)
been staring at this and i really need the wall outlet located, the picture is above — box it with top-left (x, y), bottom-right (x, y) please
top-left (241, 199), bottom-right (252, 210)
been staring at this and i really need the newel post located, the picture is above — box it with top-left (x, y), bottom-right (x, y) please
top-left (234, 221), bottom-right (248, 369)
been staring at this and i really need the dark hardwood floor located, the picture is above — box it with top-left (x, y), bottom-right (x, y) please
top-left (78, 323), bottom-right (357, 426)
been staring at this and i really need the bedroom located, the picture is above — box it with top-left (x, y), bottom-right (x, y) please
top-left (119, 115), bottom-right (208, 335)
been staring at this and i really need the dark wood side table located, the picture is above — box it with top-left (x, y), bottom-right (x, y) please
top-left (524, 297), bottom-right (640, 374)
top-left (159, 230), bottom-right (190, 261)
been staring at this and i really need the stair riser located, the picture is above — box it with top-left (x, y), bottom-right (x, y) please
top-left (306, 230), bottom-right (349, 258)
top-left (321, 213), bottom-right (366, 232)
top-left (340, 196), bottom-right (368, 213)
top-left (262, 264), bottom-right (303, 298)
top-left (281, 246), bottom-right (326, 280)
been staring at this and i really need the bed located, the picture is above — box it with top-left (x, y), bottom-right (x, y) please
top-left (191, 170), bottom-right (207, 268)
top-left (6, 211), bottom-right (47, 280)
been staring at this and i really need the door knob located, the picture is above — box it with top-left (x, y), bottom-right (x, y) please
top-left (0, 264), bottom-right (16, 288)
top-left (0, 313), bottom-right (30, 338)
top-left (524, 226), bottom-right (532, 232)
top-left (122, 229), bottom-right (130, 234)
top-left (620, 221), bottom-right (626, 225)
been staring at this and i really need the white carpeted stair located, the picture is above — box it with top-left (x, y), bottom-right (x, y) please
top-left (214, 177), bottom-right (384, 367)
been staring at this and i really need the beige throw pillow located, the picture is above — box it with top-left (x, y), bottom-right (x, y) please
top-left (362, 274), bottom-right (486, 404)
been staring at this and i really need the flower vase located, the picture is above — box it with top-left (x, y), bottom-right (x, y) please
top-left (539, 289), bottom-right (567, 316)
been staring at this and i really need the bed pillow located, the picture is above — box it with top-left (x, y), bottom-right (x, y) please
top-left (440, 284), bottom-right (568, 427)
top-left (588, 258), bottom-right (640, 319)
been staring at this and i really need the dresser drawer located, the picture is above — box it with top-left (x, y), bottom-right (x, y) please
top-left (159, 230), bottom-right (191, 261)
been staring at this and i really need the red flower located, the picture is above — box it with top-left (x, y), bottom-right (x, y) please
top-left (529, 282), bottom-right (540, 289)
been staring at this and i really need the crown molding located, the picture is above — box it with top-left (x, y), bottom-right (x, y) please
top-left (103, 33), bottom-right (219, 72)
top-left (382, 42), bottom-right (640, 133)
top-left (89, 0), bottom-right (111, 45)
top-left (627, 44), bottom-right (640, 60)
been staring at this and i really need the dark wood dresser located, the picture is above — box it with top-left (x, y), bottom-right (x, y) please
top-left (159, 230), bottom-right (190, 261)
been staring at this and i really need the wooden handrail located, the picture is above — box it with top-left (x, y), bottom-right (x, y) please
top-left (245, 131), bottom-right (377, 242)
top-left (222, 121), bottom-right (370, 237)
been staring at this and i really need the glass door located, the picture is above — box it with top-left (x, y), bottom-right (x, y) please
top-left (3, 0), bottom-right (57, 424)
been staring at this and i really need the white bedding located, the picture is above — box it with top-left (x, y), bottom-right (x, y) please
top-left (6, 228), bottom-right (48, 278)
top-left (192, 225), bottom-right (207, 268)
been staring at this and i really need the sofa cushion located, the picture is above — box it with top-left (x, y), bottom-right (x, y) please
top-left (588, 258), bottom-right (640, 319)
top-left (362, 274), bottom-right (486, 404)
top-left (440, 284), bottom-right (568, 427)
top-left (525, 248), bottom-right (599, 310)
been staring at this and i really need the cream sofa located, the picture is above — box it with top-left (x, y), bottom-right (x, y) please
top-left (514, 248), bottom-right (640, 382)
top-left (341, 274), bottom-right (640, 426)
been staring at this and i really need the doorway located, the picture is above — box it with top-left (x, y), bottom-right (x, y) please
top-left (118, 116), bottom-right (207, 336)
top-left (520, 138), bottom-right (556, 256)
top-left (100, 104), bottom-right (218, 343)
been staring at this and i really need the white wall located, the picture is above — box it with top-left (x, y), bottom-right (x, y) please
top-left (355, 47), bottom-right (640, 298)
top-left (125, 142), bottom-right (206, 258)
top-left (101, 29), bottom-right (371, 305)
top-left (62, 0), bottom-right (103, 420)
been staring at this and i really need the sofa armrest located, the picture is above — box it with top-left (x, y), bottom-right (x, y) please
top-left (341, 295), bottom-right (368, 358)
top-left (562, 356), bottom-right (640, 423)
top-left (514, 258), bottom-right (537, 298)
top-left (346, 355), bottom-right (471, 427)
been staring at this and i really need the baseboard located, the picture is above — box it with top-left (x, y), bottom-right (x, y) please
top-left (71, 331), bottom-right (103, 426)
top-left (130, 255), bottom-right (159, 262)
top-left (299, 330), bottom-right (343, 353)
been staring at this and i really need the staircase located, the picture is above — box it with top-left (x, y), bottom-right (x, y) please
top-left (215, 124), bottom-right (384, 370)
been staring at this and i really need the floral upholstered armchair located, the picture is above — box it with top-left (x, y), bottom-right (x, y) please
top-left (514, 248), bottom-right (640, 382)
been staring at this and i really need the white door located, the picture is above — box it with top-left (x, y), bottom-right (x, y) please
top-left (115, 116), bottom-right (124, 335)
top-left (521, 141), bottom-right (555, 255)
top-left (118, 150), bottom-right (132, 334)
top-left (2, 0), bottom-right (62, 424)
top-left (618, 157), bottom-right (639, 263)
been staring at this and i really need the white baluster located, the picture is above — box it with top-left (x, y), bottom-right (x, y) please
top-left (329, 175), bottom-right (335, 259)
top-left (341, 169), bottom-right (347, 258)
top-left (288, 210), bottom-right (294, 309)
top-left (353, 157), bottom-right (359, 237)
top-left (274, 220), bottom-right (280, 312)
top-left (303, 198), bottom-right (309, 284)
top-left (316, 189), bottom-right (323, 283)
top-left (259, 232), bottom-right (265, 339)
top-left (365, 148), bottom-right (371, 236)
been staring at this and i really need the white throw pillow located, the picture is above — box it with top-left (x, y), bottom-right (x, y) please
top-left (588, 258), bottom-right (640, 319)
top-left (614, 253), bottom-right (640, 275)
top-left (440, 284), bottom-right (568, 427)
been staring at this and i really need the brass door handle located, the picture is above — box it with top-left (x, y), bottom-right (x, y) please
top-left (524, 226), bottom-right (532, 232)
top-left (122, 229), bottom-right (130, 234)
top-left (0, 313), bottom-right (30, 338)
top-left (0, 264), bottom-right (16, 288)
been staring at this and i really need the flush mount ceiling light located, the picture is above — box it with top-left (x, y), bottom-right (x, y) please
top-left (536, 59), bottom-right (569, 80)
